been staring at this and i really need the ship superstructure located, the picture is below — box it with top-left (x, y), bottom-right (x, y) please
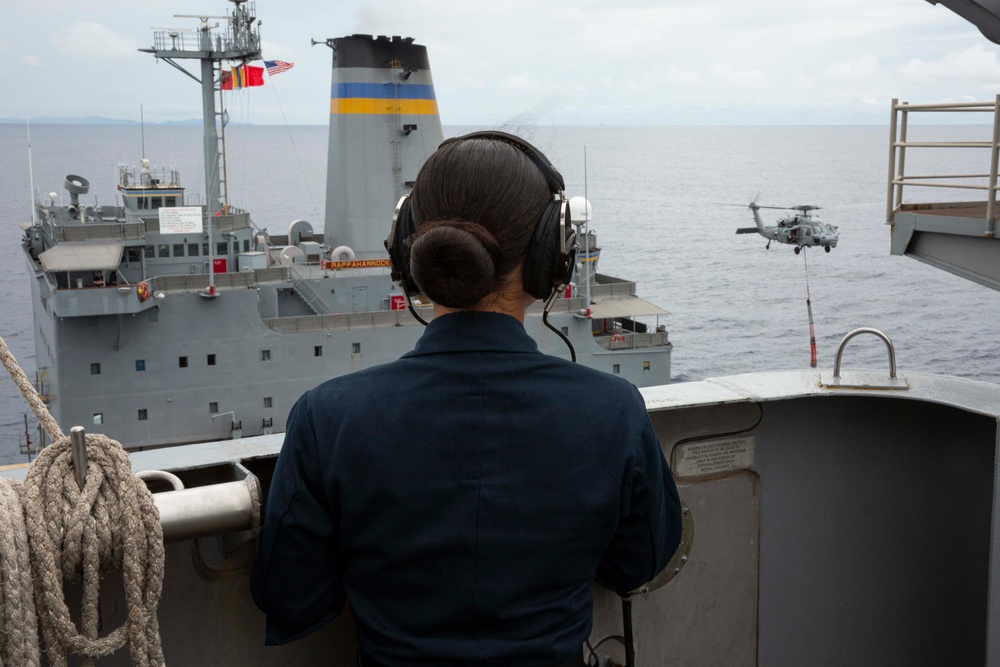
top-left (18, 1), bottom-right (672, 449)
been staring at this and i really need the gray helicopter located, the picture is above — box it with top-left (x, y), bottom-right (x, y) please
top-left (736, 202), bottom-right (839, 254)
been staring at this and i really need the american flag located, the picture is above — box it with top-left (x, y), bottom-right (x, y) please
top-left (264, 60), bottom-right (294, 76)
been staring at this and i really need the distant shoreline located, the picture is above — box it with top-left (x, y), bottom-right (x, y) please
top-left (0, 117), bottom-right (207, 126)
top-left (1, 117), bottom-right (992, 128)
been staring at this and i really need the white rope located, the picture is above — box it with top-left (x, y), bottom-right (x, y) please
top-left (0, 476), bottom-right (39, 667)
top-left (0, 335), bottom-right (165, 666)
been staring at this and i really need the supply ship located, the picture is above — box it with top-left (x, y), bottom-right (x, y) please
top-left (18, 0), bottom-right (671, 450)
top-left (4, 1), bottom-right (1000, 666)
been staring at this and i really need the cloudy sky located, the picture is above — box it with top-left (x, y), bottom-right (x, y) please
top-left (3, 0), bottom-right (999, 125)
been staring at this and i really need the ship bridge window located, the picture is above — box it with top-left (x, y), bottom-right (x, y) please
top-left (138, 409), bottom-right (148, 421)
top-left (264, 397), bottom-right (272, 408)
top-left (144, 246), bottom-right (154, 259)
top-left (209, 402), bottom-right (218, 413)
top-left (261, 349), bottom-right (271, 362)
top-left (217, 242), bottom-right (228, 256)
top-left (90, 363), bottom-right (101, 375)
top-left (137, 198), bottom-right (148, 210)
top-left (173, 244), bottom-right (185, 257)
top-left (612, 364), bottom-right (620, 375)
top-left (314, 345), bottom-right (323, 357)
top-left (164, 196), bottom-right (177, 207)
top-left (352, 343), bottom-right (361, 354)
top-left (202, 243), bottom-right (209, 256)
top-left (158, 244), bottom-right (169, 258)
top-left (179, 356), bottom-right (188, 368)
top-left (135, 359), bottom-right (145, 372)
top-left (150, 197), bottom-right (163, 210)
top-left (243, 240), bottom-right (250, 253)
top-left (127, 248), bottom-right (142, 264)
top-left (207, 354), bottom-right (216, 366)
top-left (188, 243), bottom-right (200, 256)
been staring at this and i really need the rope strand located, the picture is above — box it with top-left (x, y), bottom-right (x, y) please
top-left (0, 476), bottom-right (40, 667)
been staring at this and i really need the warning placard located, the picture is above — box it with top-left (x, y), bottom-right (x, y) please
top-left (158, 206), bottom-right (203, 234)
top-left (673, 435), bottom-right (756, 477)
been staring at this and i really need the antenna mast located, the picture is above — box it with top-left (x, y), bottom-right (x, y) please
top-left (141, 103), bottom-right (146, 160)
top-left (26, 118), bottom-right (37, 226)
top-left (140, 0), bottom-right (261, 212)
top-left (583, 145), bottom-right (592, 307)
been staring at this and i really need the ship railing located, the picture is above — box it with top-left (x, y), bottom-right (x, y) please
top-left (152, 267), bottom-right (290, 293)
top-left (140, 210), bottom-right (251, 235)
top-left (51, 221), bottom-right (145, 242)
top-left (887, 96), bottom-right (1000, 234)
top-left (151, 1), bottom-right (258, 55)
top-left (525, 296), bottom-right (589, 313)
top-left (264, 308), bottom-right (430, 333)
top-left (287, 273), bottom-right (329, 315)
top-left (118, 164), bottom-right (181, 189)
top-left (596, 331), bottom-right (670, 350)
top-left (588, 278), bottom-right (638, 299)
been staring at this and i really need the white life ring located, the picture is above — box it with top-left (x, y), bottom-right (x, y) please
top-left (331, 245), bottom-right (356, 261)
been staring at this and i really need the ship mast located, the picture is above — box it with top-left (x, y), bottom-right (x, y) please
top-left (140, 1), bottom-right (261, 211)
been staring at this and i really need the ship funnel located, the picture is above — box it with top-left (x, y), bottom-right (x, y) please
top-left (323, 34), bottom-right (443, 257)
top-left (64, 174), bottom-right (90, 208)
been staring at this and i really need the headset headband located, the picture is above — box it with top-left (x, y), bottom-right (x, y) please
top-left (439, 131), bottom-right (566, 193)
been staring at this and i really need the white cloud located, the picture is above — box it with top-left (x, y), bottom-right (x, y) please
top-left (662, 65), bottom-right (704, 89)
top-left (501, 72), bottom-right (585, 96)
top-left (898, 44), bottom-right (1000, 86)
top-left (709, 65), bottom-right (768, 90)
top-left (826, 55), bottom-right (880, 80)
top-left (260, 40), bottom-right (296, 62)
top-left (52, 22), bottom-right (138, 58)
top-left (22, 55), bottom-right (42, 67)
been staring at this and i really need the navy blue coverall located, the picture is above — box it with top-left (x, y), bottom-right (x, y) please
top-left (251, 311), bottom-right (682, 665)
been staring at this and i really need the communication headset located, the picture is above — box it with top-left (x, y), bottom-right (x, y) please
top-left (385, 131), bottom-right (578, 303)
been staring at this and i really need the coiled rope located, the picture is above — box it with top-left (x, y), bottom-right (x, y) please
top-left (0, 336), bottom-right (165, 667)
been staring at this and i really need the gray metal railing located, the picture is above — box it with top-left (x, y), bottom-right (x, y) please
top-left (264, 308), bottom-right (426, 332)
top-left (596, 332), bottom-right (670, 350)
top-left (153, 267), bottom-right (289, 293)
top-left (887, 96), bottom-right (1000, 235)
top-left (142, 211), bottom-right (250, 235)
top-left (53, 222), bottom-right (145, 242)
top-left (48, 211), bottom-right (250, 242)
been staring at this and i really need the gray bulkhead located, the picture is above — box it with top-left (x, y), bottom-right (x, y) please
top-left (5, 369), bottom-right (995, 665)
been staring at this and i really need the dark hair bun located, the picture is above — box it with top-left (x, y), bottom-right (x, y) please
top-left (410, 220), bottom-right (503, 308)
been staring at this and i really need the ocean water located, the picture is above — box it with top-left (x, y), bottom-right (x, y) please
top-left (2, 122), bottom-right (999, 463)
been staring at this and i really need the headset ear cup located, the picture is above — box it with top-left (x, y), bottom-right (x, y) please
top-left (386, 196), bottom-right (421, 296)
top-left (522, 200), bottom-right (564, 300)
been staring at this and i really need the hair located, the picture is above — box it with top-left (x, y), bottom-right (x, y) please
top-left (408, 137), bottom-right (551, 309)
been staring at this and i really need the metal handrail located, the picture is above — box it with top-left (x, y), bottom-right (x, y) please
top-left (886, 95), bottom-right (1000, 235)
top-left (833, 327), bottom-right (897, 380)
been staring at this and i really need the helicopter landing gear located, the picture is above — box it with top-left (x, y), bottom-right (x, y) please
top-left (824, 245), bottom-right (831, 253)
top-left (765, 241), bottom-right (771, 250)
top-left (794, 246), bottom-right (801, 255)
